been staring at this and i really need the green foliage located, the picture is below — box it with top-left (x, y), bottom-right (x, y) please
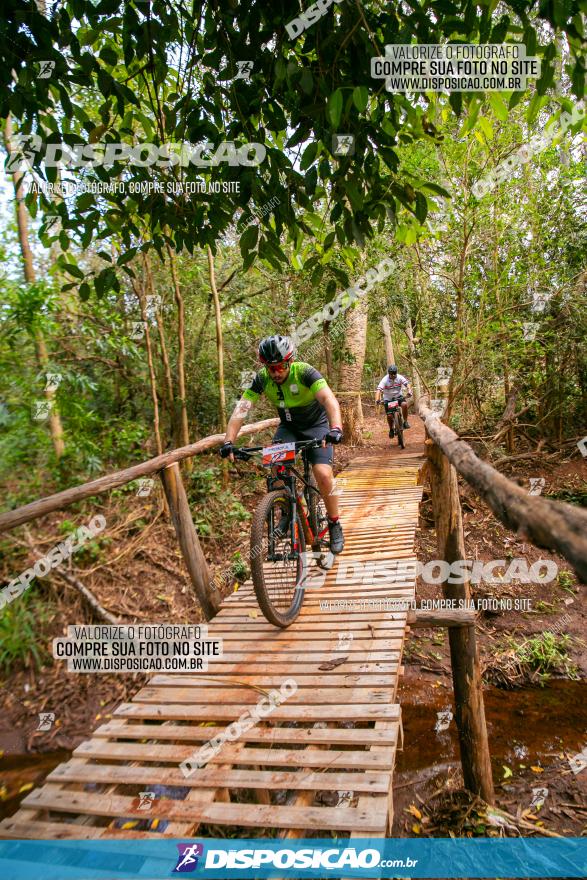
top-left (230, 551), bottom-right (250, 582)
top-left (0, 591), bottom-right (53, 673)
top-left (556, 570), bottom-right (576, 594)
top-left (510, 632), bottom-right (579, 683)
top-left (2, 1), bottom-right (584, 293)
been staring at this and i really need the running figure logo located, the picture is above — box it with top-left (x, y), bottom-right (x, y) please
top-left (36, 712), bottom-right (55, 731)
top-left (235, 61), bottom-right (253, 82)
top-left (37, 61), bottom-right (55, 79)
top-left (332, 134), bottom-right (355, 156)
top-left (173, 843), bottom-right (204, 872)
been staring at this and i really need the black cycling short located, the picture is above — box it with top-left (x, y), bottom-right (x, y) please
top-left (272, 422), bottom-right (334, 466)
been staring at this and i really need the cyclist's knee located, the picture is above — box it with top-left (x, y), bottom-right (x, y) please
top-left (312, 463), bottom-right (332, 485)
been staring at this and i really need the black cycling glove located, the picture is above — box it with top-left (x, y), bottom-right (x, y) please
top-left (219, 441), bottom-right (235, 458)
top-left (325, 427), bottom-right (344, 445)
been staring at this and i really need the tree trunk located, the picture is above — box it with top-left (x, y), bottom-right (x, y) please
top-left (426, 438), bottom-right (495, 804)
top-left (404, 315), bottom-right (421, 404)
top-left (165, 242), bottom-right (191, 470)
top-left (207, 246), bottom-right (228, 487)
top-left (322, 321), bottom-right (334, 386)
top-left (144, 252), bottom-right (175, 439)
top-left (382, 315), bottom-right (395, 365)
top-left (207, 246), bottom-right (226, 432)
top-left (133, 278), bottom-right (163, 456)
top-left (159, 463), bottom-right (221, 620)
top-left (3, 114), bottom-right (65, 458)
top-left (338, 300), bottom-right (368, 444)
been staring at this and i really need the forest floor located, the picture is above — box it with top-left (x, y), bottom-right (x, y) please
top-left (0, 404), bottom-right (585, 836)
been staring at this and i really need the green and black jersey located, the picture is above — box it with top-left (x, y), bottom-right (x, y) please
top-left (242, 361), bottom-right (329, 429)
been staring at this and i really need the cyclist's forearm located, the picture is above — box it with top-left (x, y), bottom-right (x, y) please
top-left (225, 400), bottom-right (250, 443)
top-left (324, 393), bottom-right (342, 428)
top-left (225, 416), bottom-right (244, 444)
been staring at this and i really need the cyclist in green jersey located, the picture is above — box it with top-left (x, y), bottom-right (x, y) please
top-left (220, 335), bottom-right (345, 554)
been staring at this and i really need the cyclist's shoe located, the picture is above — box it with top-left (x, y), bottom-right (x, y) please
top-left (388, 428), bottom-right (394, 438)
top-left (403, 420), bottom-right (411, 429)
top-left (273, 511), bottom-right (291, 538)
top-left (328, 517), bottom-right (344, 554)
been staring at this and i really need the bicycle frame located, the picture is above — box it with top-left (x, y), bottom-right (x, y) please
top-left (385, 400), bottom-right (403, 429)
top-left (267, 446), bottom-right (327, 551)
top-left (234, 439), bottom-right (330, 560)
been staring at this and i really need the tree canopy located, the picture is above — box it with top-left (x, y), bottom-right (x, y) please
top-left (2, 0), bottom-right (585, 299)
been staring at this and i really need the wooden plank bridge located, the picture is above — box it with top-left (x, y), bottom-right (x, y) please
top-left (0, 447), bottom-right (426, 840)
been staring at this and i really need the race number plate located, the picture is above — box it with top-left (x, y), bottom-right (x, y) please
top-left (262, 442), bottom-right (296, 466)
top-left (387, 400), bottom-right (399, 407)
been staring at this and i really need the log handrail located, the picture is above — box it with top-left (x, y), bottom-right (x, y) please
top-left (418, 398), bottom-right (587, 582)
top-left (0, 418), bottom-right (280, 534)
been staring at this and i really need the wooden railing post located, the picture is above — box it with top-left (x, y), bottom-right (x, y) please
top-left (159, 462), bottom-right (221, 620)
top-left (425, 438), bottom-right (495, 804)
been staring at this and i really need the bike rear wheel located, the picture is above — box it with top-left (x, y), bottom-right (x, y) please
top-left (250, 490), bottom-right (306, 628)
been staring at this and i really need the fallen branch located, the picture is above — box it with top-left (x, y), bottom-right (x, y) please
top-left (22, 528), bottom-right (120, 624)
top-left (50, 567), bottom-right (121, 624)
top-left (488, 804), bottom-right (562, 838)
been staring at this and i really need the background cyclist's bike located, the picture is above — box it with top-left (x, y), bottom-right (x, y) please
top-left (378, 398), bottom-right (405, 448)
top-left (233, 439), bottom-right (332, 627)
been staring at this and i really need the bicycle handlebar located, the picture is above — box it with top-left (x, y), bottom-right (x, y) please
top-left (232, 438), bottom-right (323, 461)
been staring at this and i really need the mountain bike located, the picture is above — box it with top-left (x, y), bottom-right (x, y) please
top-left (232, 439), bottom-right (333, 627)
top-left (377, 398), bottom-right (405, 448)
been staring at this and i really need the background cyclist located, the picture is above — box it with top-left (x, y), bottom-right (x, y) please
top-left (375, 364), bottom-right (412, 436)
top-left (220, 335), bottom-right (345, 554)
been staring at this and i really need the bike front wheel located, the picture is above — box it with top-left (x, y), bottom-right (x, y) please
top-left (396, 410), bottom-right (405, 448)
top-left (250, 490), bottom-right (306, 628)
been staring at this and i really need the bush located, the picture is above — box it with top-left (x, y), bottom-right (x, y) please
top-left (0, 591), bottom-right (53, 674)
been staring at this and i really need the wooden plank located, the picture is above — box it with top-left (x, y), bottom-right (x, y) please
top-left (149, 673), bottom-right (398, 687)
top-left (129, 661), bottom-right (399, 675)
top-left (0, 820), bottom-right (111, 840)
top-left (113, 702), bottom-right (400, 722)
top-left (92, 721), bottom-right (400, 746)
top-left (73, 741), bottom-right (395, 768)
top-left (200, 651), bottom-right (402, 664)
top-left (49, 762), bottom-right (391, 793)
top-left (0, 820), bottom-right (183, 839)
top-left (132, 686), bottom-right (395, 706)
top-left (208, 611), bottom-right (407, 628)
top-left (193, 638), bottom-right (404, 650)
top-left (22, 788), bottom-right (387, 833)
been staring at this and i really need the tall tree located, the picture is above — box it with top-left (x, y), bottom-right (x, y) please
top-left (3, 114), bottom-right (65, 458)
